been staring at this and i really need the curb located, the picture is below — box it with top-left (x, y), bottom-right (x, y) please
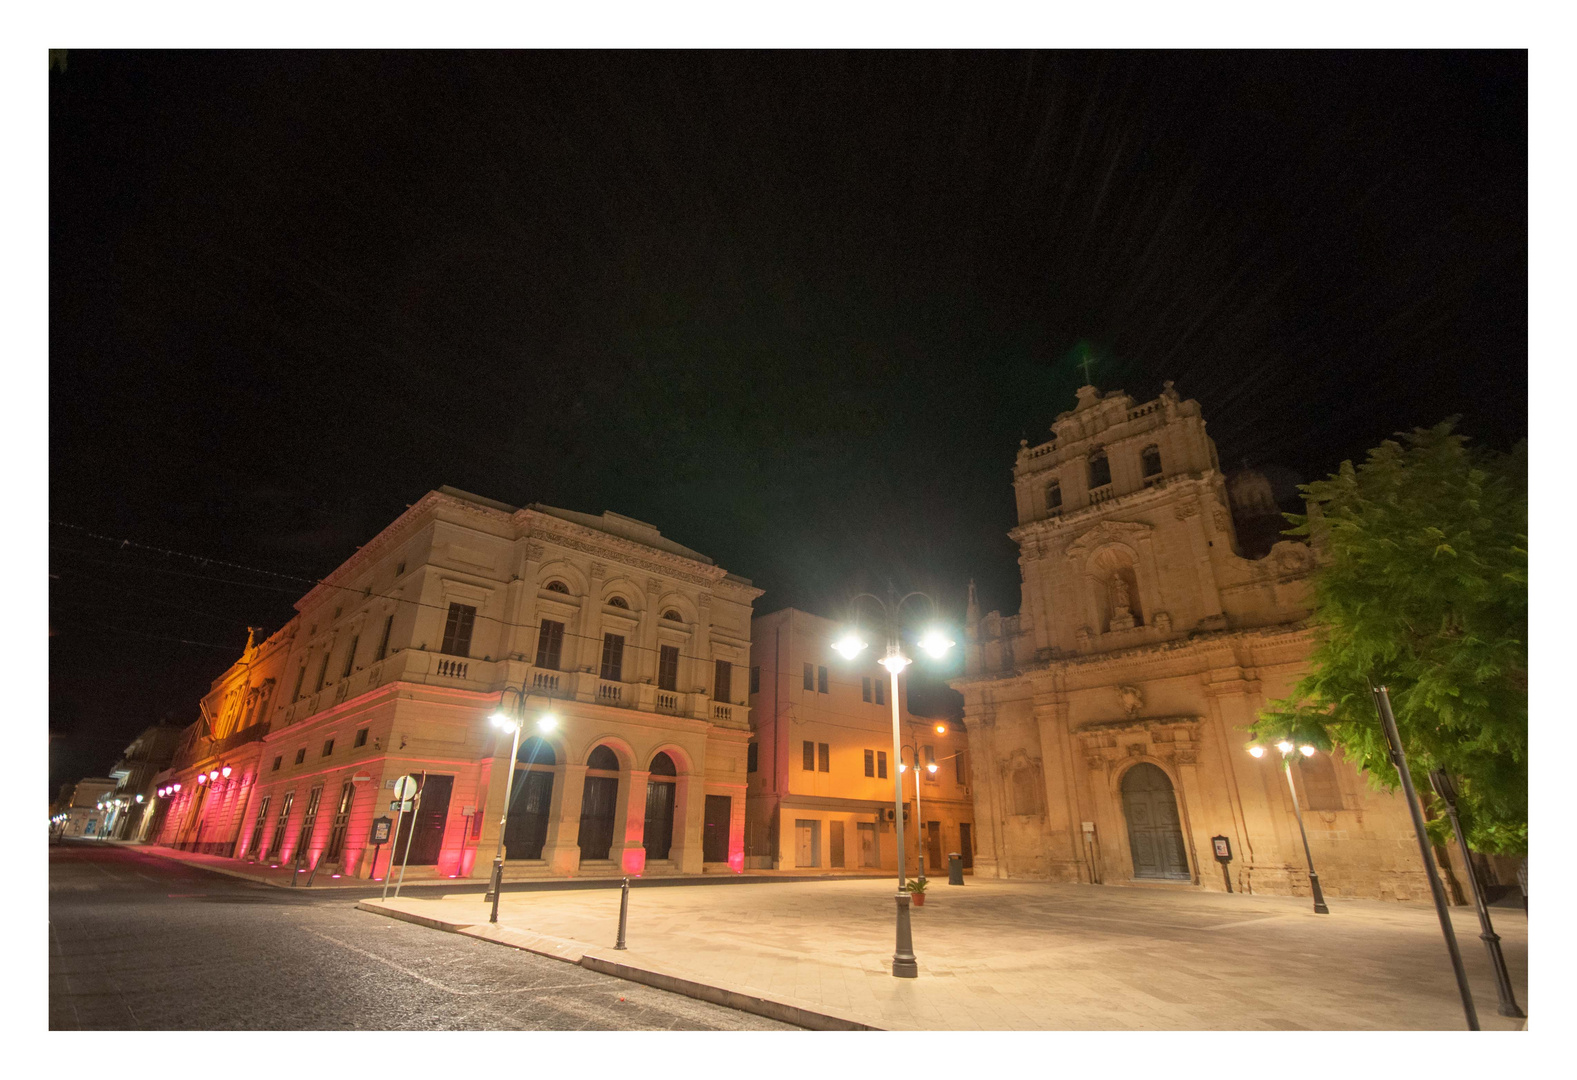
top-left (354, 899), bottom-right (880, 1031)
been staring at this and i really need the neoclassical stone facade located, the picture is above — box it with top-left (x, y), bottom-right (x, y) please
top-left (151, 487), bottom-right (762, 881)
top-left (953, 382), bottom-right (1440, 901)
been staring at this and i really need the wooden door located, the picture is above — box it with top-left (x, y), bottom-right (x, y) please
top-left (1121, 763), bottom-right (1190, 880)
top-left (397, 775), bottom-right (453, 866)
top-left (578, 776), bottom-right (620, 860)
top-left (858, 822), bottom-right (878, 867)
top-left (959, 822), bottom-right (974, 869)
top-left (703, 795), bottom-right (731, 862)
top-left (643, 779), bottom-right (676, 860)
top-left (795, 820), bottom-right (815, 867)
top-left (926, 821), bottom-right (942, 869)
top-left (505, 771), bottom-right (555, 860)
top-left (830, 821), bottom-right (845, 868)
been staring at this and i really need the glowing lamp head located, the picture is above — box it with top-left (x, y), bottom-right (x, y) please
top-left (490, 711), bottom-right (519, 732)
top-left (221, 765), bottom-right (232, 778)
top-left (898, 763), bottom-right (908, 774)
top-left (135, 794), bottom-right (144, 803)
top-left (1299, 744), bottom-right (1317, 757)
top-left (196, 774), bottom-right (207, 785)
top-left (172, 783), bottom-right (181, 792)
top-left (935, 723), bottom-right (948, 735)
top-left (918, 627), bottom-right (955, 659)
top-left (1275, 741), bottom-right (1294, 755)
top-left (832, 632), bottom-right (868, 660)
top-left (879, 652), bottom-right (911, 676)
top-left (537, 713), bottom-right (558, 733)
top-left (1247, 745), bottom-right (1265, 758)
top-left (209, 769), bottom-right (220, 781)
top-left (926, 763), bottom-right (938, 774)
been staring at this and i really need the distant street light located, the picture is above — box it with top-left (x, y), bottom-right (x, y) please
top-left (485, 684), bottom-right (558, 924)
top-left (834, 589), bottom-right (955, 979)
top-left (1248, 740), bottom-right (1330, 914)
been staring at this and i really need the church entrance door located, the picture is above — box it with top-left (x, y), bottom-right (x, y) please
top-left (1120, 763), bottom-right (1190, 881)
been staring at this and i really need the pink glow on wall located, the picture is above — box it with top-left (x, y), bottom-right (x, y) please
top-left (622, 848), bottom-right (647, 876)
top-left (458, 847), bottom-right (477, 877)
top-left (728, 846), bottom-right (745, 873)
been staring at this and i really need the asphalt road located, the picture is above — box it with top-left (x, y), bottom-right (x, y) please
top-left (48, 841), bottom-right (797, 1030)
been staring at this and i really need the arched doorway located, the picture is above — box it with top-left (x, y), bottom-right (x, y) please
top-left (578, 744), bottom-right (621, 861)
top-left (1120, 762), bottom-right (1190, 880)
top-left (504, 736), bottom-right (556, 860)
top-left (643, 752), bottom-right (678, 861)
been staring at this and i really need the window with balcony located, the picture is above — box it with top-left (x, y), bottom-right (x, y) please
top-left (658, 645), bottom-right (680, 692)
top-left (535, 620), bottom-right (565, 670)
top-left (714, 659), bottom-right (732, 702)
top-left (1046, 478), bottom-right (1063, 512)
top-left (292, 666), bottom-right (306, 701)
top-left (314, 651), bottom-right (330, 693)
top-left (1088, 448), bottom-right (1111, 489)
top-left (441, 603), bottom-right (476, 657)
top-left (341, 635), bottom-right (358, 679)
top-left (1141, 443), bottom-right (1163, 479)
top-left (374, 614), bottom-right (393, 662)
top-left (599, 633), bottom-right (625, 682)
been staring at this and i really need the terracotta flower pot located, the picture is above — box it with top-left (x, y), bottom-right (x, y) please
top-left (910, 891), bottom-right (926, 907)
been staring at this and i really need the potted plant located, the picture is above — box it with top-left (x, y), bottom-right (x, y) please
top-left (906, 878), bottom-right (928, 907)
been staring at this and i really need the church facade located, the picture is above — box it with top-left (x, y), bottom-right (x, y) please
top-left (952, 381), bottom-right (1438, 901)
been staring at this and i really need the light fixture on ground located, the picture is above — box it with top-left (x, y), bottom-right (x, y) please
top-left (834, 589), bottom-right (955, 978)
top-left (485, 683), bottom-right (559, 924)
top-left (1247, 740), bottom-right (1329, 914)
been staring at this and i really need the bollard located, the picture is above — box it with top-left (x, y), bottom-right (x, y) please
top-left (948, 853), bottom-right (964, 885)
top-left (615, 877), bottom-right (630, 950)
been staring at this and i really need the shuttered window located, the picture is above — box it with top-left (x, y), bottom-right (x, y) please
top-left (374, 614), bottom-right (394, 661)
top-left (802, 741), bottom-right (815, 771)
top-left (600, 633), bottom-right (625, 681)
top-left (714, 659), bottom-right (732, 702)
top-left (441, 603), bottom-right (476, 657)
top-left (803, 663), bottom-right (814, 691)
top-left (877, 751), bottom-right (887, 779)
top-left (818, 743), bottom-right (830, 772)
top-left (535, 620), bottom-right (565, 670)
top-left (658, 645), bottom-right (680, 691)
top-left (864, 749), bottom-right (875, 777)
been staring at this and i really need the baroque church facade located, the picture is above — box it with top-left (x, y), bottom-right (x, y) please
top-left (953, 381), bottom-right (1438, 901)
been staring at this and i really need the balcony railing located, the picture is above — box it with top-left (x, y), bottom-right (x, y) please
top-left (656, 691), bottom-right (679, 714)
top-left (597, 681), bottom-right (624, 705)
top-left (712, 703), bottom-right (733, 722)
top-left (434, 657), bottom-right (470, 679)
top-left (1089, 484), bottom-right (1115, 504)
top-left (531, 671), bottom-right (561, 693)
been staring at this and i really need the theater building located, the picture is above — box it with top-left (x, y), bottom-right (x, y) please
top-left (953, 381), bottom-right (1438, 901)
top-left (153, 487), bottom-right (761, 881)
top-left (746, 608), bottom-right (974, 876)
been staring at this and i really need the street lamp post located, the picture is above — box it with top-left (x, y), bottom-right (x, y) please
top-left (485, 685), bottom-right (559, 925)
top-left (1248, 741), bottom-right (1329, 914)
top-left (898, 724), bottom-right (944, 885)
top-left (833, 590), bottom-right (954, 979)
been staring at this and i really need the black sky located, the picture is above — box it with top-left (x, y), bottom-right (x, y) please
top-left (48, 50), bottom-right (1527, 796)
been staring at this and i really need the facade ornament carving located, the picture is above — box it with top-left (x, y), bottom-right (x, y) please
top-left (1063, 519), bottom-right (1153, 563)
top-left (1126, 742), bottom-right (1146, 757)
top-left (1175, 745), bottom-right (1200, 765)
top-left (1116, 684), bottom-right (1144, 719)
top-left (1212, 506), bottom-right (1229, 532)
top-left (590, 561), bottom-right (608, 577)
top-left (1174, 501), bottom-right (1199, 521)
top-left (524, 542), bottom-right (545, 561)
top-left (1152, 611), bottom-right (1172, 633)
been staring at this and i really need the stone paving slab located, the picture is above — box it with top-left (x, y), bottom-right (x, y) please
top-left (356, 877), bottom-right (1529, 1031)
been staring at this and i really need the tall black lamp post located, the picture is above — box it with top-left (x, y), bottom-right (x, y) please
top-left (833, 589), bottom-right (955, 979)
top-left (484, 684), bottom-right (558, 925)
top-left (1248, 740), bottom-right (1329, 914)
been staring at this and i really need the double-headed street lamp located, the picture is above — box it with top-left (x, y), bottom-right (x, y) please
top-left (898, 721), bottom-right (948, 885)
top-left (485, 685), bottom-right (559, 924)
top-left (833, 590), bottom-right (954, 979)
top-left (1248, 740), bottom-right (1329, 914)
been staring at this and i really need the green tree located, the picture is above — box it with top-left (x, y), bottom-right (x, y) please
top-left (1251, 420), bottom-right (1527, 855)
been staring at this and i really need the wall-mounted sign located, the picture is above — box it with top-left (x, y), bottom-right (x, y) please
top-left (1212, 835), bottom-right (1232, 861)
top-left (370, 816), bottom-right (393, 844)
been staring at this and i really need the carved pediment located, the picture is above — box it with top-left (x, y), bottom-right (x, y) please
top-left (1064, 519), bottom-right (1154, 563)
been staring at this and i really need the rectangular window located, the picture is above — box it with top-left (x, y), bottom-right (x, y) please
top-left (535, 619), bottom-right (565, 670)
top-left (747, 741), bottom-right (758, 773)
top-left (658, 644), bottom-right (680, 692)
top-left (818, 743), bottom-right (830, 772)
top-left (341, 635), bottom-right (359, 679)
top-left (803, 662), bottom-right (814, 691)
top-left (874, 680), bottom-right (886, 706)
top-left (802, 741), bottom-right (815, 771)
top-left (315, 651), bottom-right (330, 692)
top-left (354, 728), bottom-right (368, 748)
top-left (600, 633), bottom-right (625, 681)
top-left (862, 677), bottom-right (872, 702)
top-left (322, 739), bottom-right (335, 757)
top-left (714, 659), bottom-right (732, 703)
top-left (750, 666), bottom-right (760, 694)
top-left (292, 667), bottom-right (306, 701)
top-left (864, 749), bottom-right (875, 777)
top-left (294, 748), bottom-right (306, 765)
top-left (441, 603), bottom-right (476, 657)
top-left (374, 614), bottom-right (393, 661)
top-left (272, 755), bottom-right (282, 772)
top-left (877, 751), bottom-right (887, 779)
top-left (817, 665), bottom-right (829, 694)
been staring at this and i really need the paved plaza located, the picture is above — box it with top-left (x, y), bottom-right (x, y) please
top-left (359, 876), bottom-right (1528, 1031)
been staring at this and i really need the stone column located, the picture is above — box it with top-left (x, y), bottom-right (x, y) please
top-left (612, 769), bottom-right (650, 873)
top-left (1032, 693), bottom-right (1086, 882)
top-left (1167, 746), bottom-right (1209, 886)
top-left (964, 707), bottom-right (1003, 878)
top-left (542, 763), bottom-right (586, 876)
top-left (669, 770), bottom-right (698, 872)
top-left (1135, 534), bottom-right (1165, 627)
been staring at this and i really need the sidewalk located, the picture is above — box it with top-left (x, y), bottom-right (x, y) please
top-left (356, 877), bottom-right (1529, 1031)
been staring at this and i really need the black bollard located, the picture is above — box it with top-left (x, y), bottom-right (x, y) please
top-left (615, 877), bottom-right (630, 950)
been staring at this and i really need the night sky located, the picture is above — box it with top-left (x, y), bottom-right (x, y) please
top-left (48, 50), bottom-right (1526, 797)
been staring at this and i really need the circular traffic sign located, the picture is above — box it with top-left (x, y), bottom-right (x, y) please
top-left (392, 775), bottom-right (419, 800)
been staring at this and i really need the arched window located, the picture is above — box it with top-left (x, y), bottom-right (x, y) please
top-left (662, 609), bottom-right (683, 622)
top-left (517, 735), bottom-right (556, 767)
top-left (607, 596), bottom-right (629, 609)
top-left (586, 745), bottom-right (620, 772)
top-left (649, 751), bottom-right (677, 776)
top-left (1045, 479), bottom-right (1062, 511)
top-left (545, 580), bottom-right (569, 594)
top-left (1088, 448), bottom-right (1111, 489)
top-left (1141, 444), bottom-right (1162, 478)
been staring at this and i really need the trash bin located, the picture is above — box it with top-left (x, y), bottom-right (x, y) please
top-left (948, 852), bottom-right (964, 885)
